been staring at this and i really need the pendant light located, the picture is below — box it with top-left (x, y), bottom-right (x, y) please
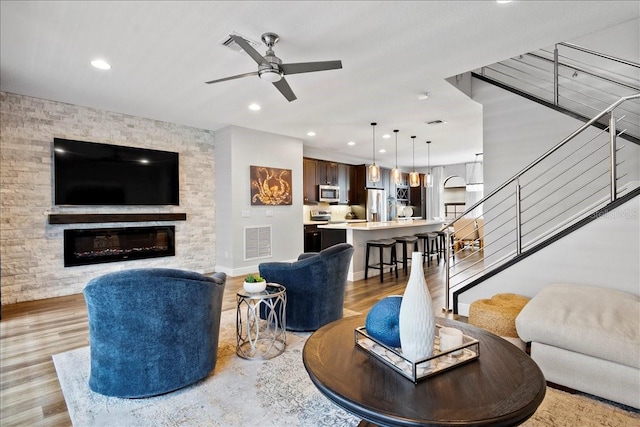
top-left (467, 153), bottom-right (484, 192)
top-left (368, 122), bottom-right (381, 183)
top-left (409, 136), bottom-right (420, 187)
top-left (390, 129), bottom-right (402, 185)
top-left (425, 140), bottom-right (433, 188)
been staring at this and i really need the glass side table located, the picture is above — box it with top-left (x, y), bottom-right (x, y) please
top-left (236, 283), bottom-right (287, 360)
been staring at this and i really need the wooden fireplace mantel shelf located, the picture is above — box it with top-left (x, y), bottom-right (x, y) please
top-left (48, 213), bottom-right (187, 224)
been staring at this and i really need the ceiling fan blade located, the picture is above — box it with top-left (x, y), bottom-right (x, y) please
top-left (229, 35), bottom-right (266, 65)
top-left (273, 78), bottom-right (297, 102)
top-left (280, 60), bottom-right (343, 75)
top-left (205, 71), bottom-right (259, 84)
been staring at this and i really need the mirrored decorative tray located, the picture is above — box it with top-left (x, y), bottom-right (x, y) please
top-left (354, 324), bottom-right (480, 383)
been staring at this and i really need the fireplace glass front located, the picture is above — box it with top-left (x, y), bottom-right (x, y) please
top-left (64, 226), bottom-right (175, 267)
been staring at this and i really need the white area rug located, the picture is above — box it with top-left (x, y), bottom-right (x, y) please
top-left (54, 310), bottom-right (639, 426)
top-left (53, 310), bottom-right (360, 426)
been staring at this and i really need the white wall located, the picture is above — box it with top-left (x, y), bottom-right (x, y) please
top-left (215, 125), bottom-right (303, 276)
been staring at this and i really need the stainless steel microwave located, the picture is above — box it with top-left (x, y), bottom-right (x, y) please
top-left (319, 185), bottom-right (340, 203)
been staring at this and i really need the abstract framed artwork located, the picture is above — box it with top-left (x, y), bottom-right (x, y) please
top-left (250, 165), bottom-right (292, 206)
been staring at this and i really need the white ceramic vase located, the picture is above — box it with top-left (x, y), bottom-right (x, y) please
top-left (399, 251), bottom-right (436, 361)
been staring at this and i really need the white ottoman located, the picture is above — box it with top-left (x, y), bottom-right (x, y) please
top-left (516, 283), bottom-right (640, 409)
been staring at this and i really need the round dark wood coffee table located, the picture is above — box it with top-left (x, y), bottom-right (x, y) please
top-left (303, 315), bottom-right (546, 427)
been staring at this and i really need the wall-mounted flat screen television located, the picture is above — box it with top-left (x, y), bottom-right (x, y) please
top-left (53, 138), bottom-right (179, 206)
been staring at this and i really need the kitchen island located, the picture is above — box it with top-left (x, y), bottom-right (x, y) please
top-left (318, 219), bottom-right (444, 281)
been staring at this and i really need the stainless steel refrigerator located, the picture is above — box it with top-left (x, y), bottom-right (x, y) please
top-left (366, 188), bottom-right (387, 222)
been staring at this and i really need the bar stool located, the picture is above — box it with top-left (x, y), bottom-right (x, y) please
top-left (436, 231), bottom-right (447, 259)
top-left (415, 232), bottom-right (440, 266)
top-left (365, 239), bottom-right (398, 283)
top-left (393, 235), bottom-right (419, 275)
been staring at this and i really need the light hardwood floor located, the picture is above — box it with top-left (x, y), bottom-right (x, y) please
top-left (0, 254), bottom-right (458, 427)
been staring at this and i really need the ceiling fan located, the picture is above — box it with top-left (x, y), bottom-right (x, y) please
top-left (205, 32), bottom-right (342, 102)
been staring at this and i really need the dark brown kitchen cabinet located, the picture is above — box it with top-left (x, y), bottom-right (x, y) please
top-left (305, 158), bottom-right (354, 205)
top-left (303, 158), bottom-right (318, 204)
top-left (338, 163), bottom-right (352, 204)
top-left (304, 224), bottom-right (322, 252)
top-left (317, 160), bottom-right (339, 185)
top-left (352, 165), bottom-right (367, 205)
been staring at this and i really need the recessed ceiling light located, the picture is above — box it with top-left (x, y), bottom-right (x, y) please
top-left (418, 93), bottom-right (430, 100)
top-left (248, 103), bottom-right (261, 111)
top-left (139, 159), bottom-right (149, 164)
top-left (307, 131), bottom-right (316, 136)
top-left (347, 141), bottom-right (355, 146)
top-left (382, 134), bottom-right (391, 139)
top-left (379, 149), bottom-right (386, 153)
top-left (496, 0), bottom-right (513, 3)
top-left (90, 59), bottom-right (111, 70)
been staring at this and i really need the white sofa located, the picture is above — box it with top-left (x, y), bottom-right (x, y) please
top-left (516, 283), bottom-right (640, 409)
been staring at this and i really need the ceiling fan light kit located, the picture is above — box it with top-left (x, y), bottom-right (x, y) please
top-left (206, 32), bottom-right (342, 102)
top-left (258, 65), bottom-right (283, 82)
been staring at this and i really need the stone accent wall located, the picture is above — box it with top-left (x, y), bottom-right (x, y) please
top-left (0, 92), bottom-right (216, 304)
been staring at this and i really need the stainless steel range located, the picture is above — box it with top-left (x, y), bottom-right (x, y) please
top-left (310, 209), bottom-right (331, 221)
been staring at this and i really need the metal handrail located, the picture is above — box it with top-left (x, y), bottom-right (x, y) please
top-left (519, 52), bottom-right (640, 91)
top-left (558, 42), bottom-right (640, 68)
top-left (449, 93), bottom-right (639, 226)
top-left (442, 93), bottom-right (639, 312)
top-left (479, 40), bottom-right (639, 142)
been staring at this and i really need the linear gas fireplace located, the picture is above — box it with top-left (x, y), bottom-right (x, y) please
top-left (64, 226), bottom-right (175, 267)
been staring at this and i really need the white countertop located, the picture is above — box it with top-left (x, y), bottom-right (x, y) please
top-left (318, 219), bottom-right (444, 230)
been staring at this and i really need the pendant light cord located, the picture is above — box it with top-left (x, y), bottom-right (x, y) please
top-left (411, 136), bottom-right (416, 171)
top-left (371, 122), bottom-right (377, 164)
top-left (394, 130), bottom-right (399, 168)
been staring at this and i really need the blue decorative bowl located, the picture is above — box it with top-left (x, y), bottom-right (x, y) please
top-left (365, 296), bottom-right (402, 348)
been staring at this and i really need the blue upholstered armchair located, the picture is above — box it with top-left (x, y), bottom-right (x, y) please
top-left (258, 243), bottom-right (354, 331)
top-left (83, 268), bottom-right (226, 398)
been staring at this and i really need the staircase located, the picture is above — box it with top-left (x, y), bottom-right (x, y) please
top-left (444, 42), bottom-right (640, 314)
top-left (474, 42), bottom-right (640, 144)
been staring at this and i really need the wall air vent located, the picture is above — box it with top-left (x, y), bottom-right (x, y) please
top-left (426, 119), bottom-right (447, 125)
top-left (218, 32), bottom-right (262, 55)
top-left (244, 225), bottom-right (272, 261)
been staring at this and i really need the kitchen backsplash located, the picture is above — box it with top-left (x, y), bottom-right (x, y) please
top-left (303, 204), bottom-right (356, 222)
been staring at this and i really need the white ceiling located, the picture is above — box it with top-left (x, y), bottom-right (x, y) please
top-left (1, 1), bottom-right (638, 169)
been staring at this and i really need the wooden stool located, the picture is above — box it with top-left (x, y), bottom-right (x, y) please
top-left (468, 293), bottom-right (531, 351)
top-left (365, 239), bottom-right (398, 283)
top-left (415, 232), bottom-right (439, 266)
top-left (393, 235), bottom-right (419, 274)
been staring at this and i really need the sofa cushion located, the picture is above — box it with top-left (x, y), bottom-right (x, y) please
top-left (516, 283), bottom-right (640, 369)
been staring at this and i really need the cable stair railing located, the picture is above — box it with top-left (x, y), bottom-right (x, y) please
top-left (443, 93), bottom-right (640, 313)
top-left (474, 42), bottom-right (640, 143)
